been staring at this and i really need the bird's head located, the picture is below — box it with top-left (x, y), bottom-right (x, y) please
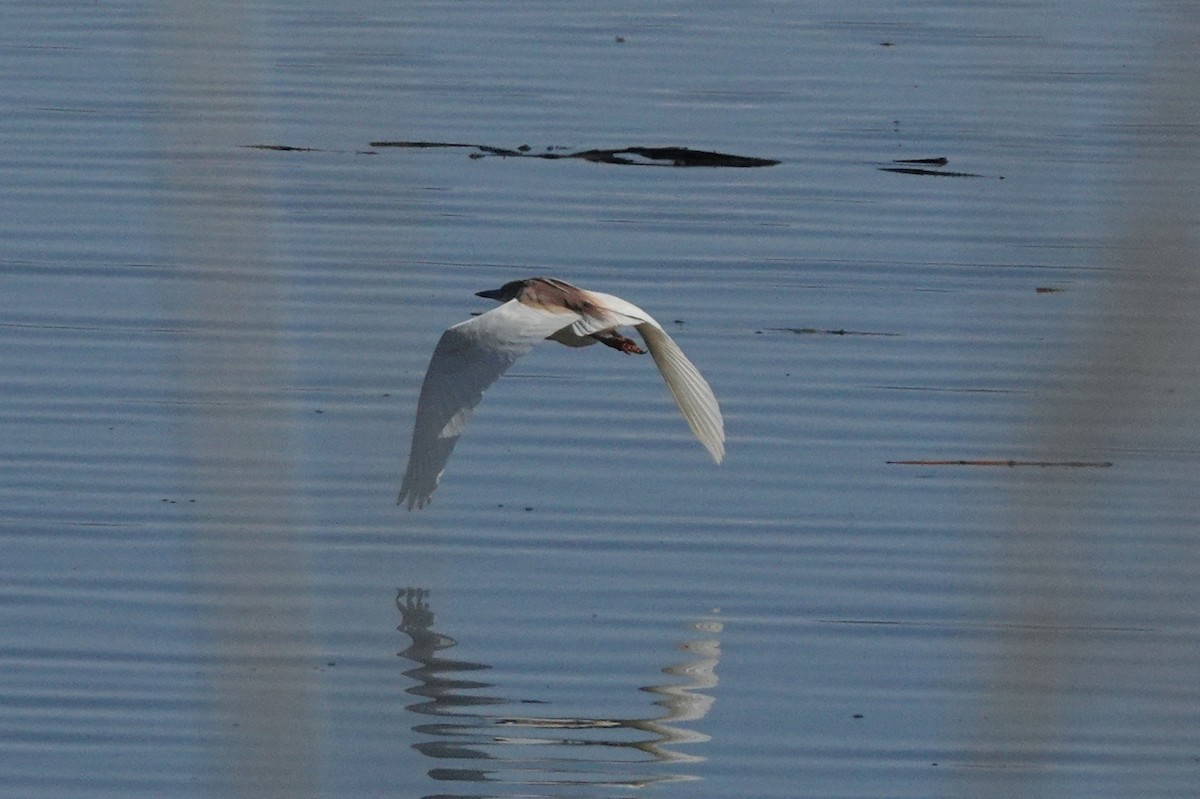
top-left (475, 279), bottom-right (528, 303)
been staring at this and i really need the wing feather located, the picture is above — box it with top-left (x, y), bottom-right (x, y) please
top-left (565, 290), bottom-right (654, 337)
top-left (637, 323), bottom-right (726, 463)
top-left (399, 300), bottom-right (579, 508)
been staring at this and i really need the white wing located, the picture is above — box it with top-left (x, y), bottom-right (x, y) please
top-left (573, 289), bottom-right (725, 463)
top-left (569, 289), bottom-right (654, 335)
top-left (399, 300), bottom-right (580, 509)
top-left (636, 323), bottom-right (726, 464)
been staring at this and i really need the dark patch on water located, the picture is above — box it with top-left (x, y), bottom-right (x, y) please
top-left (876, 156), bottom-right (995, 178)
top-left (368, 141), bottom-right (781, 167)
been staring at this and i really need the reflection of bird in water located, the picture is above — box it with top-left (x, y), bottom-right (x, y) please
top-left (395, 588), bottom-right (723, 793)
top-left (398, 277), bottom-right (725, 509)
top-left (493, 620), bottom-right (722, 766)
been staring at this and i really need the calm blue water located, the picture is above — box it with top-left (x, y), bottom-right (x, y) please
top-left (3, 2), bottom-right (1199, 798)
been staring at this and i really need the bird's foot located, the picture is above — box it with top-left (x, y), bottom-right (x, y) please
top-left (595, 331), bottom-right (646, 354)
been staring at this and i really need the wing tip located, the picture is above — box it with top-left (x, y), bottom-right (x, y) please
top-left (702, 432), bottom-right (726, 464)
top-left (398, 486), bottom-right (434, 510)
top-left (637, 323), bottom-right (727, 465)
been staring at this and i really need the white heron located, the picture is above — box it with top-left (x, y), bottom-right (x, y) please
top-left (398, 277), bottom-right (725, 509)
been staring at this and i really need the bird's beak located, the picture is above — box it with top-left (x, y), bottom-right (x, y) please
top-left (475, 288), bottom-right (505, 301)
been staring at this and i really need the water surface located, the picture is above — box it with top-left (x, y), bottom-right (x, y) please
top-left (3, 2), bottom-right (1199, 798)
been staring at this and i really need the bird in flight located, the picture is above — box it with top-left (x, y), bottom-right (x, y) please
top-left (398, 277), bottom-right (725, 509)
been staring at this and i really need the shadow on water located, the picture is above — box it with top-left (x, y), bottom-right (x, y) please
top-left (396, 588), bottom-right (721, 799)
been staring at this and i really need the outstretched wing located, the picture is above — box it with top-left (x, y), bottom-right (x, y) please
top-left (567, 289), bottom-right (653, 336)
top-left (567, 289), bottom-right (725, 463)
top-left (637, 323), bottom-right (726, 464)
top-left (399, 300), bottom-right (579, 509)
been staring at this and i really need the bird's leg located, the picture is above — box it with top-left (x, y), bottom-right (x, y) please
top-left (592, 331), bottom-right (646, 354)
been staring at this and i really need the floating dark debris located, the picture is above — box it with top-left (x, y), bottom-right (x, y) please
top-left (873, 385), bottom-right (1021, 394)
top-left (888, 459), bottom-right (1113, 468)
top-left (769, 327), bottom-right (901, 337)
top-left (371, 140), bottom-right (513, 154)
top-left (368, 141), bottom-right (780, 167)
top-left (569, 146), bottom-right (779, 167)
top-left (241, 143), bottom-right (323, 152)
top-left (879, 166), bottom-right (985, 177)
top-left (877, 156), bottom-right (990, 178)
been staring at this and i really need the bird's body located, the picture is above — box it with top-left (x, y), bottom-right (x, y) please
top-left (398, 277), bottom-right (724, 509)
